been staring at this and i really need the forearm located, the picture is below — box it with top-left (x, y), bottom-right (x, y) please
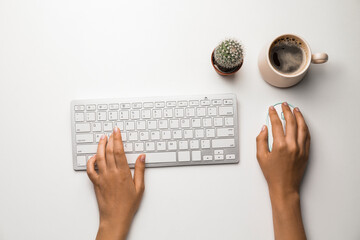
top-left (269, 191), bottom-right (306, 240)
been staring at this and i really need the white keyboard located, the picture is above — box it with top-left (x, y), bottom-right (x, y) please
top-left (71, 94), bottom-right (239, 170)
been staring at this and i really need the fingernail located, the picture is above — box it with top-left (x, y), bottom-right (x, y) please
top-left (295, 107), bottom-right (300, 112)
top-left (140, 154), bottom-right (146, 163)
top-left (113, 126), bottom-right (119, 133)
top-left (270, 106), bottom-right (275, 110)
top-left (100, 134), bottom-right (106, 140)
top-left (261, 125), bottom-right (266, 132)
top-left (283, 102), bottom-right (288, 106)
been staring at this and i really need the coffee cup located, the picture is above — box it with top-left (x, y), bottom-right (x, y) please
top-left (258, 34), bottom-right (328, 88)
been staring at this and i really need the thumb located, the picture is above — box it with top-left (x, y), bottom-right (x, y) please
top-left (134, 154), bottom-right (146, 196)
top-left (256, 125), bottom-right (269, 161)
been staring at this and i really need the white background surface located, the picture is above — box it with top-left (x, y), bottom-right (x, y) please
top-left (0, 0), bottom-right (359, 239)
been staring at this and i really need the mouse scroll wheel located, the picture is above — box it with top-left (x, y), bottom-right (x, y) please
top-left (281, 112), bottom-right (285, 120)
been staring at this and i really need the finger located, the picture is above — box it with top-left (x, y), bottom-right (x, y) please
top-left (113, 126), bottom-right (130, 170)
top-left (86, 155), bottom-right (99, 184)
top-left (281, 102), bottom-right (297, 141)
top-left (293, 107), bottom-right (309, 149)
top-left (256, 125), bottom-right (269, 161)
top-left (96, 134), bottom-right (107, 173)
top-left (269, 106), bottom-right (285, 140)
top-left (105, 132), bottom-right (117, 169)
top-left (134, 154), bottom-right (146, 196)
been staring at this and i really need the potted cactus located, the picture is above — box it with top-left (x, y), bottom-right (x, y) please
top-left (211, 39), bottom-right (244, 76)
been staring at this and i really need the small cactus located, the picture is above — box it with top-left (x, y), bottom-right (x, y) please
top-left (214, 39), bottom-right (244, 69)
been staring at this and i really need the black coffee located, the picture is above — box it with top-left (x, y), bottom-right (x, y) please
top-left (270, 39), bottom-right (305, 74)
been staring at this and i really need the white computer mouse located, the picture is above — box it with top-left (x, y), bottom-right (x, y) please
top-left (266, 103), bottom-right (295, 151)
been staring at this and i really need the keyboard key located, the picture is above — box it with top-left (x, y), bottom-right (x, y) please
top-left (86, 112), bottom-right (96, 121)
top-left (206, 129), bottom-right (215, 138)
top-left (177, 101), bottom-right (188, 107)
top-left (146, 142), bottom-right (155, 151)
top-left (190, 140), bottom-right (199, 149)
top-left (200, 100), bottom-right (210, 106)
top-left (184, 130), bottom-right (193, 139)
top-left (92, 123), bottom-right (102, 132)
top-left (74, 105), bottom-right (85, 111)
top-left (119, 111), bottom-right (129, 120)
top-left (212, 99), bottom-right (222, 105)
top-left (226, 154), bottom-right (236, 160)
top-left (180, 119), bottom-right (190, 128)
top-left (77, 145), bottom-right (97, 154)
top-left (173, 130), bottom-right (182, 139)
top-left (214, 117), bottom-right (223, 127)
top-left (179, 141), bottom-right (188, 150)
top-left (189, 100), bottom-right (199, 106)
top-left (120, 103), bottom-right (130, 109)
top-left (203, 118), bottom-right (212, 127)
top-left (174, 109), bottom-right (184, 117)
top-left (147, 120), bottom-right (157, 129)
top-left (97, 112), bottom-right (107, 121)
top-left (143, 102), bottom-right (154, 108)
top-left (130, 110), bottom-right (140, 119)
top-left (217, 128), bottom-right (235, 137)
top-left (201, 140), bottom-right (210, 149)
top-left (163, 109), bottom-right (173, 118)
top-left (98, 104), bottom-right (108, 110)
top-left (166, 101), bottom-right (176, 107)
top-left (109, 104), bottom-right (119, 110)
top-left (185, 108), bottom-right (195, 117)
top-left (77, 156), bottom-right (86, 166)
top-left (225, 117), bottom-right (234, 126)
top-left (132, 103), bottom-right (142, 109)
top-left (219, 107), bottom-right (234, 116)
top-left (150, 131), bottom-right (160, 140)
top-left (168, 141), bottom-right (177, 150)
top-left (155, 102), bottom-right (165, 108)
top-left (215, 155), bottom-right (224, 160)
top-left (152, 109), bottom-right (162, 118)
top-left (191, 119), bottom-right (200, 128)
top-left (86, 105), bottom-right (96, 111)
top-left (170, 119), bottom-right (179, 128)
top-left (76, 123), bottom-right (91, 132)
top-left (196, 107), bottom-right (206, 116)
top-left (103, 122), bottom-right (113, 131)
top-left (159, 120), bottom-right (168, 129)
top-left (134, 142), bottom-right (144, 151)
top-left (203, 155), bottom-right (213, 161)
top-left (157, 142), bottom-right (166, 151)
top-left (124, 143), bottom-right (133, 152)
top-left (75, 113), bottom-right (85, 122)
top-left (195, 129), bottom-right (204, 138)
top-left (178, 151), bottom-right (190, 161)
top-left (207, 107), bottom-right (217, 116)
top-left (140, 131), bottom-right (149, 140)
top-left (192, 151), bottom-right (201, 161)
top-left (223, 99), bottom-right (233, 105)
top-left (142, 109), bottom-right (151, 119)
top-left (76, 134), bottom-right (94, 143)
top-left (126, 152), bottom-right (176, 164)
top-left (136, 121), bottom-right (146, 130)
top-left (128, 132), bottom-right (138, 141)
top-left (214, 150), bottom-right (224, 154)
top-left (126, 121), bottom-right (135, 130)
top-left (212, 139), bottom-right (235, 148)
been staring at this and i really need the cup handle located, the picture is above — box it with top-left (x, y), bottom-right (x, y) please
top-left (311, 53), bottom-right (328, 64)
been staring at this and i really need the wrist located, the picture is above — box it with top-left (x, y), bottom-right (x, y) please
top-left (97, 219), bottom-right (130, 240)
top-left (269, 188), bottom-right (300, 208)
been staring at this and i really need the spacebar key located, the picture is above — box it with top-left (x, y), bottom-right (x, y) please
top-left (126, 152), bottom-right (177, 164)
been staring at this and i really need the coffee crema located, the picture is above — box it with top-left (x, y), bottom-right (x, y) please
top-left (269, 38), bottom-right (306, 75)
